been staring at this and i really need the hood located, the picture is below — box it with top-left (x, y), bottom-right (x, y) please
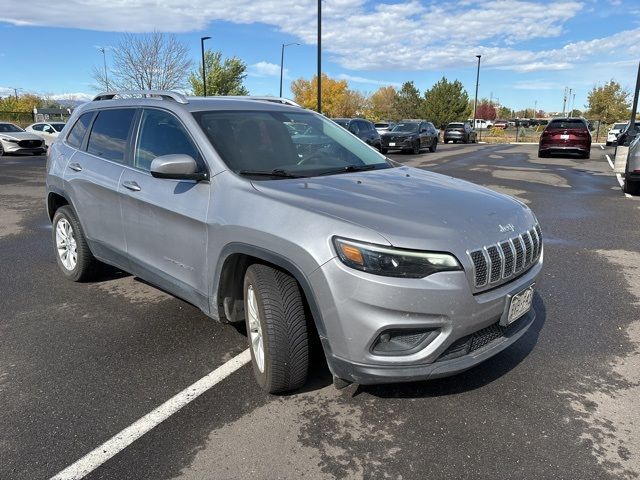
top-left (251, 166), bottom-right (537, 255)
top-left (0, 132), bottom-right (44, 141)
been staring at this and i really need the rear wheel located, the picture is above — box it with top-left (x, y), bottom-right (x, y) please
top-left (52, 206), bottom-right (101, 282)
top-left (538, 150), bottom-right (548, 158)
top-left (380, 147), bottom-right (388, 154)
top-left (0, 143), bottom-right (4, 157)
top-left (243, 264), bottom-right (309, 393)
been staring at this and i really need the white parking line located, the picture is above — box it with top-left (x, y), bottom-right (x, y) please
top-left (606, 154), bottom-right (614, 169)
top-left (50, 349), bottom-right (251, 480)
top-left (600, 145), bottom-right (604, 150)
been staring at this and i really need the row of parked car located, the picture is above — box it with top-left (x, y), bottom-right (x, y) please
top-left (0, 121), bottom-right (66, 156)
top-left (331, 118), bottom-right (481, 154)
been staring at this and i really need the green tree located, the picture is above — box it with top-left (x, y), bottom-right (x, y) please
top-left (421, 77), bottom-right (469, 128)
top-left (189, 50), bottom-right (249, 96)
top-left (497, 106), bottom-right (512, 119)
top-left (586, 80), bottom-right (630, 123)
top-left (393, 81), bottom-right (422, 119)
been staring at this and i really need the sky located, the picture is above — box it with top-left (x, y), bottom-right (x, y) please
top-left (1, 0), bottom-right (640, 114)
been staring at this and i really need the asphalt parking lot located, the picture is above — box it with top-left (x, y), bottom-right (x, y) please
top-left (1, 142), bottom-right (639, 480)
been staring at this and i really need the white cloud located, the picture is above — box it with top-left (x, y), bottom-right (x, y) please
top-left (336, 74), bottom-right (400, 88)
top-left (0, 0), bottom-right (637, 77)
top-left (513, 80), bottom-right (564, 90)
top-left (250, 61), bottom-right (282, 77)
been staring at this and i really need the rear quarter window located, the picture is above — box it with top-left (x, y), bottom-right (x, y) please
top-left (66, 112), bottom-right (94, 149)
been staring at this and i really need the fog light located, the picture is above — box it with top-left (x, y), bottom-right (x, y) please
top-left (371, 328), bottom-right (439, 356)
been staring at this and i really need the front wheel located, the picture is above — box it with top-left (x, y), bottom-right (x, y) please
top-left (52, 206), bottom-right (101, 281)
top-left (429, 138), bottom-right (437, 152)
top-left (412, 141), bottom-right (420, 155)
top-left (243, 264), bottom-right (309, 393)
top-left (380, 147), bottom-right (388, 154)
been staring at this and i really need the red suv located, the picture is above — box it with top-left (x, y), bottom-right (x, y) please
top-left (538, 118), bottom-right (591, 159)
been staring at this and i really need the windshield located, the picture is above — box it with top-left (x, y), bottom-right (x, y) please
top-left (193, 110), bottom-right (390, 179)
top-left (391, 122), bottom-right (419, 133)
top-left (332, 119), bottom-right (349, 128)
top-left (51, 123), bottom-right (66, 132)
top-left (613, 123), bottom-right (626, 130)
top-left (0, 123), bottom-right (24, 133)
top-left (447, 123), bottom-right (464, 128)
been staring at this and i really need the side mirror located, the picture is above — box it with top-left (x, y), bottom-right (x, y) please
top-left (150, 154), bottom-right (207, 181)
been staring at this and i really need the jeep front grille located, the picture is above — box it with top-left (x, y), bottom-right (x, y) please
top-left (469, 225), bottom-right (542, 290)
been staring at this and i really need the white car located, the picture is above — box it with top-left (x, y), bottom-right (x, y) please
top-left (607, 122), bottom-right (629, 146)
top-left (0, 122), bottom-right (46, 156)
top-left (25, 121), bottom-right (66, 147)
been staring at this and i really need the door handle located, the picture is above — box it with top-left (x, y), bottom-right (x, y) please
top-left (122, 180), bottom-right (141, 192)
top-left (68, 162), bottom-right (82, 172)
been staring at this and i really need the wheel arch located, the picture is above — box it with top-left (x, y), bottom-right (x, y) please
top-left (46, 189), bottom-right (72, 221)
top-left (212, 243), bottom-right (328, 340)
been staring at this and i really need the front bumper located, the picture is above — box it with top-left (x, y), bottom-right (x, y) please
top-left (1, 140), bottom-right (46, 155)
top-left (382, 137), bottom-right (414, 149)
top-left (310, 256), bottom-right (542, 384)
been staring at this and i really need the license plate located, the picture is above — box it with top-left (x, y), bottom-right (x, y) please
top-left (502, 285), bottom-right (534, 326)
top-left (560, 134), bottom-right (569, 140)
top-left (389, 142), bottom-right (396, 146)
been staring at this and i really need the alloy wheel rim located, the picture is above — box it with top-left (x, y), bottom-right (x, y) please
top-left (246, 285), bottom-right (265, 373)
top-left (55, 218), bottom-right (77, 271)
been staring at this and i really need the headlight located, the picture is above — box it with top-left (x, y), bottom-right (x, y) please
top-left (1, 137), bottom-right (19, 143)
top-left (333, 237), bottom-right (461, 278)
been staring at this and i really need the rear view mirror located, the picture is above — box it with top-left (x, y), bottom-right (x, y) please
top-left (150, 154), bottom-right (207, 181)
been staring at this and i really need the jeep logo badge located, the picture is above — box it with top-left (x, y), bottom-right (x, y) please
top-left (499, 223), bottom-right (515, 233)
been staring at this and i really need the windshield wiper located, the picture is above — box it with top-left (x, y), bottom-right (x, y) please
top-left (237, 168), bottom-right (304, 178)
top-left (317, 164), bottom-right (381, 176)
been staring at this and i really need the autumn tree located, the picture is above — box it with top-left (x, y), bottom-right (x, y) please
top-left (366, 86), bottom-right (399, 121)
top-left (291, 74), bottom-right (366, 117)
top-left (475, 100), bottom-right (497, 120)
top-left (92, 32), bottom-right (192, 91)
top-left (393, 81), bottom-right (422, 119)
top-left (421, 77), bottom-right (469, 128)
top-left (0, 94), bottom-right (44, 112)
top-left (586, 80), bottom-right (630, 123)
top-left (189, 50), bottom-right (249, 96)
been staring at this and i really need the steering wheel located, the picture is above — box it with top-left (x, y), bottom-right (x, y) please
top-left (298, 149), bottom-right (337, 166)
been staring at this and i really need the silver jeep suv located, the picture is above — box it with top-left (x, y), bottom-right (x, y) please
top-left (46, 91), bottom-right (542, 393)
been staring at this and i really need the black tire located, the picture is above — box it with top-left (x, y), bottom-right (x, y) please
top-left (380, 147), bottom-right (388, 154)
top-left (623, 173), bottom-right (640, 195)
top-left (538, 150), bottom-right (548, 158)
top-left (606, 142), bottom-right (611, 146)
top-left (0, 143), bottom-right (4, 157)
top-left (243, 264), bottom-right (309, 393)
top-left (582, 151), bottom-right (590, 159)
top-left (52, 205), bottom-right (101, 282)
top-left (429, 138), bottom-right (437, 152)
top-left (412, 141), bottom-right (420, 155)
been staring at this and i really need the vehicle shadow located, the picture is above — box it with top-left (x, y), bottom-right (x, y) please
top-left (358, 293), bottom-right (546, 399)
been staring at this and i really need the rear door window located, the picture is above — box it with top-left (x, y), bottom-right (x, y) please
top-left (66, 112), bottom-right (94, 149)
top-left (87, 109), bottom-right (136, 163)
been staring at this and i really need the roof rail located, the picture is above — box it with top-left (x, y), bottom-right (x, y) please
top-left (92, 90), bottom-right (189, 104)
top-left (214, 96), bottom-right (301, 107)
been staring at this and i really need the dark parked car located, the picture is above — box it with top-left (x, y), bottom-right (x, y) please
top-left (380, 120), bottom-right (438, 154)
top-left (538, 118), bottom-right (591, 159)
top-left (332, 118), bottom-right (381, 151)
top-left (443, 122), bottom-right (477, 144)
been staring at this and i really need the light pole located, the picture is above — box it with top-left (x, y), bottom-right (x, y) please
top-left (280, 43), bottom-right (300, 97)
top-left (317, 0), bottom-right (322, 114)
top-left (201, 36), bottom-right (211, 97)
top-left (97, 47), bottom-right (109, 91)
top-left (472, 55), bottom-right (481, 128)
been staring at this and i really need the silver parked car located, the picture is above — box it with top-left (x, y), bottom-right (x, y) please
top-left (25, 121), bottom-right (66, 147)
top-left (45, 90), bottom-right (543, 393)
top-left (0, 122), bottom-right (46, 156)
top-left (623, 132), bottom-right (640, 194)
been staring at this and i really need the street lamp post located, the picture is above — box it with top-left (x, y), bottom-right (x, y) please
top-left (280, 43), bottom-right (300, 98)
top-left (201, 36), bottom-right (211, 97)
top-left (317, 0), bottom-right (322, 114)
top-left (97, 47), bottom-right (109, 91)
top-left (472, 55), bottom-right (481, 129)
